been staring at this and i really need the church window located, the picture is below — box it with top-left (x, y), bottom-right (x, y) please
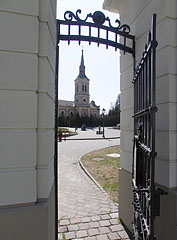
top-left (61, 111), bottom-right (65, 117)
top-left (76, 86), bottom-right (79, 92)
top-left (82, 85), bottom-right (87, 92)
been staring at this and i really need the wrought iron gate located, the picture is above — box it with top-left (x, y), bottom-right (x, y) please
top-left (55, 10), bottom-right (162, 240)
top-left (132, 14), bottom-right (163, 240)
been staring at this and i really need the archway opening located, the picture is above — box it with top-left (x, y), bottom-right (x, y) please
top-left (56, 2), bottom-right (135, 239)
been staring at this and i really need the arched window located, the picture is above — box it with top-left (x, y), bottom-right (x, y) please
top-left (60, 111), bottom-right (65, 117)
top-left (85, 85), bottom-right (87, 92)
top-left (76, 86), bottom-right (79, 92)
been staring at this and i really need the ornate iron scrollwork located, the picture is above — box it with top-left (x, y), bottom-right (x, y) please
top-left (57, 9), bottom-right (135, 53)
top-left (92, 11), bottom-right (105, 25)
top-left (64, 9), bottom-right (91, 22)
top-left (63, 9), bottom-right (130, 33)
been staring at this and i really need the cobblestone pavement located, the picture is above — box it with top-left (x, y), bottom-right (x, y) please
top-left (58, 127), bottom-right (130, 240)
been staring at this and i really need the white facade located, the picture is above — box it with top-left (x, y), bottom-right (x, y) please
top-left (0, 1), bottom-right (56, 239)
top-left (0, 0), bottom-right (56, 206)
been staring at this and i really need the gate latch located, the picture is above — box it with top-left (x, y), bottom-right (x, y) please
top-left (154, 188), bottom-right (168, 216)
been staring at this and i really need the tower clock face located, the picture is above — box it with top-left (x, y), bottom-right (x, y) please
top-left (82, 98), bottom-right (87, 103)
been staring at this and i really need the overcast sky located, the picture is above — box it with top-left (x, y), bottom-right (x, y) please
top-left (57, 0), bottom-right (120, 112)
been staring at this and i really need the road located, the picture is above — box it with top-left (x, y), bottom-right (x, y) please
top-left (58, 127), bottom-right (120, 219)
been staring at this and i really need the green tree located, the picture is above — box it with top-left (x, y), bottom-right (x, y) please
top-left (107, 93), bottom-right (120, 125)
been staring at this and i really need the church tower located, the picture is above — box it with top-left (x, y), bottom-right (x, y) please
top-left (74, 50), bottom-right (90, 116)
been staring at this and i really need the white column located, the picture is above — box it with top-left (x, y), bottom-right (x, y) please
top-left (0, 1), bottom-right (39, 206)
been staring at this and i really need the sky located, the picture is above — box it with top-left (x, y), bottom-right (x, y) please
top-left (57, 0), bottom-right (120, 112)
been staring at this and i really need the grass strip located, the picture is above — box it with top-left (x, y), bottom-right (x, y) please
top-left (81, 145), bottom-right (120, 203)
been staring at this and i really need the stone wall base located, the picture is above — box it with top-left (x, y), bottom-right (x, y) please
top-left (119, 168), bottom-right (133, 232)
top-left (0, 183), bottom-right (55, 240)
top-left (155, 186), bottom-right (177, 240)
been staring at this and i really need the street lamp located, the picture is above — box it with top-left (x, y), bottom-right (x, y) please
top-left (102, 108), bottom-right (106, 138)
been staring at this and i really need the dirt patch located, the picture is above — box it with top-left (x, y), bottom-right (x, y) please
top-left (81, 145), bottom-right (120, 203)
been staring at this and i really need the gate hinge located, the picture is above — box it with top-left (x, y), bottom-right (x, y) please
top-left (149, 106), bottom-right (158, 113)
top-left (151, 39), bottom-right (158, 48)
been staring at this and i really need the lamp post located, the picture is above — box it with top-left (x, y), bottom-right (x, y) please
top-left (102, 108), bottom-right (106, 138)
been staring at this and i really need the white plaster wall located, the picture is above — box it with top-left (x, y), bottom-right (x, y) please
top-left (0, 0), bottom-right (56, 206)
top-left (104, 0), bottom-right (177, 189)
top-left (37, 0), bottom-right (56, 199)
top-left (0, 3), bottom-right (38, 206)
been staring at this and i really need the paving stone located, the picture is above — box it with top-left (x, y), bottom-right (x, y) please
top-left (70, 218), bottom-right (82, 224)
top-left (89, 221), bottom-right (100, 228)
top-left (65, 231), bottom-right (76, 240)
top-left (99, 226), bottom-right (110, 234)
top-left (108, 232), bottom-right (120, 240)
top-left (88, 228), bottom-right (100, 236)
top-left (58, 233), bottom-right (63, 240)
top-left (60, 219), bottom-right (70, 226)
top-left (100, 207), bottom-right (111, 212)
top-left (77, 210), bottom-right (89, 216)
top-left (110, 219), bottom-right (118, 225)
top-left (96, 234), bottom-right (109, 240)
top-left (82, 217), bottom-right (91, 223)
top-left (118, 230), bottom-right (129, 239)
top-left (100, 214), bottom-right (111, 220)
top-left (59, 129), bottom-right (120, 231)
top-left (76, 230), bottom-right (88, 238)
top-left (58, 225), bottom-right (67, 233)
top-left (91, 215), bottom-right (101, 222)
top-left (84, 237), bottom-right (97, 240)
top-left (110, 212), bottom-right (118, 219)
top-left (68, 224), bottom-right (79, 231)
top-left (99, 220), bottom-right (111, 227)
top-left (110, 224), bottom-right (124, 232)
top-left (73, 239), bottom-right (83, 240)
top-left (79, 223), bottom-right (90, 230)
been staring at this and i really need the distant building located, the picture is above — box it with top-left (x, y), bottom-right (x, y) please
top-left (58, 50), bottom-right (100, 118)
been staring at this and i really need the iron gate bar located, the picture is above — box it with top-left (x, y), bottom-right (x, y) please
top-left (58, 33), bottom-right (134, 54)
top-left (132, 14), bottom-right (159, 240)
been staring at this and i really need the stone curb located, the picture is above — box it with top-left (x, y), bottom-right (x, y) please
top-left (79, 156), bottom-right (118, 207)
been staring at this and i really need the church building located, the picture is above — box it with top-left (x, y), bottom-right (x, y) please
top-left (58, 50), bottom-right (100, 118)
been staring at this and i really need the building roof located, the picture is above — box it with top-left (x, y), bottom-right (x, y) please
top-left (90, 100), bottom-right (100, 110)
top-left (77, 50), bottom-right (89, 80)
top-left (58, 100), bottom-right (75, 107)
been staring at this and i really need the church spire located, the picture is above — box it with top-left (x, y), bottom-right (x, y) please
top-left (78, 50), bottom-right (88, 79)
top-left (80, 49), bottom-right (84, 67)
